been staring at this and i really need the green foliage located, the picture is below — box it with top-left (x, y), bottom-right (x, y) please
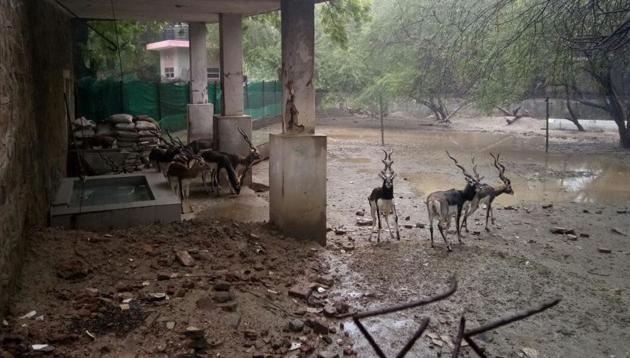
top-left (319, 0), bottom-right (371, 48)
top-left (243, 17), bottom-right (281, 80)
top-left (84, 21), bottom-right (165, 80)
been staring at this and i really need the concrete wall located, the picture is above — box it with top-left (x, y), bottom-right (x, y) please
top-left (0, 0), bottom-right (72, 313)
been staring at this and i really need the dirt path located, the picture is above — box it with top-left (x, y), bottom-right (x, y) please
top-left (2, 116), bottom-right (629, 357)
top-left (316, 117), bottom-right (630, 357)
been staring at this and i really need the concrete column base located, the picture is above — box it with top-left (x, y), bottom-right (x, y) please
top-left (217, 115), bottom-right (253, 183)
top-left (269, 133), bottom-right (327, 245)
top-left (187, 104), bottom-right (214, 143)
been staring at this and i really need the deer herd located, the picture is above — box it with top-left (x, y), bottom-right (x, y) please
top-left (369, 149), bottom-right (514, 251)
top-left (148, 128), bottom-right (261, 210)
top-left (149, 128), bottom-right (513, 251)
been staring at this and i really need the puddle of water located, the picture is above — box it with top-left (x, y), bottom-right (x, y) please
top-left (324, 126), bottom-right (630, 205)
top-left (404, 156), bottom-right (630, 205)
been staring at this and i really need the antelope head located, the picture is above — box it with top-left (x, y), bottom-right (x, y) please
top-left (379, 149), bottom-right (396, 189)
top-left (471, 156), bottom-right (485, 183)
top-left (490, 153), bottom-right (513, 195)
top-left (238, 127), bottom-right (262, 164)
top-left (446, 151), bottom-right (481, 190)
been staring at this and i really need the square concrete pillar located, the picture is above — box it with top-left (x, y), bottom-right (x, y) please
top-left (219, 14), bottom-right (244, 116)
top-left (188, 22), bottom-right (208, 105)
top-left (281, 0), bottom-right (315, 133)
top-left (187, 104), bottom-right (214, 143)
top-left (269, 134), bottom-right (327, 244)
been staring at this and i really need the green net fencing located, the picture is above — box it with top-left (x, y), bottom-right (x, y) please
top-left (77, 78), bottom-right (282, 132)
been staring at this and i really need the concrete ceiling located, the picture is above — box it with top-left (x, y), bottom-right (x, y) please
top-left (53, 0), bottom-right (282, 22)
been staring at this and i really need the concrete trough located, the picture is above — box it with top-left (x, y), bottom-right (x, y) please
top-left (50, 173), bottom-right (181, 231)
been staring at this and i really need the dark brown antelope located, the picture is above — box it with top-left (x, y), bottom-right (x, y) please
top-left (461, 153), bottom-right (514, 233)
top-left (368, 150), bottom-right (400, 243)
top-left (425, 152), bottom-right (481, 251)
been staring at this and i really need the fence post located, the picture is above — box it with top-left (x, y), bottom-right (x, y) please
top-left (156, 82), bottom-right (162, 122)
top-left (545, 97), bottom-right (549, 153)
top-left (379, 94), bottom-right (385, 146)
top-left (245, 79), bottom-right (249, 115)
top-left (262, 80), bottom-right (266, 118)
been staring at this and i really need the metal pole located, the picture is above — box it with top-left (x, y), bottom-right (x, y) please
top-left (379, 94), bottom-right (385, 146)
top-left (545, 97), bottom-right (550, 153)
top-left (262, 80), bottom-right (265, 117)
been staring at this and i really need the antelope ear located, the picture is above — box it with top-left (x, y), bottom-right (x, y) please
top-left (379, 172), bottom-right (385, 180)
top-left (391, 172), bottom-right (397, 180)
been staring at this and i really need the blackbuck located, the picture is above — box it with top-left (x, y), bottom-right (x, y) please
top-left (425, 152), bottom-right (481, 251)
top-left (209, 127), bottom-right (261, 194)
top-left (368, 150), bottom-right (401, 243)
top-left (166, 151), bottom-right (209, 210)
top-left (200, 150), bottom-right (241, 195)
top-left (149, 146), bottom-right (183, 174)
top-left (461, 153), bottom-right (514, 233)
top-left (220, 128), bottom-right (262, 184)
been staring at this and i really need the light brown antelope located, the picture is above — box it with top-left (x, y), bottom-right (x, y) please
top-left (166, 151), bottom-right (209, 210)
top-left (368, 150), bottom-right (400, 243)
top-left (461, 153), bottom-right (514, 233)
top-left (425, 152), bottom-right (482, 251)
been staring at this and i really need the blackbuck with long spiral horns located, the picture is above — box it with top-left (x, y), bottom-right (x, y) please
top-left (425, 152), bottom-right (482, 251)
top-left (368, 150), bottom-right (401, 243)
top-left (461, 153), bottom-right (514, 233)
top-left (224, 128), bottom-right (262, 185)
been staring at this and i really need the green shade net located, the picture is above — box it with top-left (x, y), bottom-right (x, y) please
top-left (77, 78), bottom-right (282, 131)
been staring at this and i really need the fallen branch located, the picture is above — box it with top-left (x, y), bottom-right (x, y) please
top-left (497, 105), bottom-right (526, 125)
top-left (464, 298), bottom-right (561, 337)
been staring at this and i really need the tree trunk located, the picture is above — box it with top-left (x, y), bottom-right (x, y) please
top-left (565, 97), bottom-right (585, 131)
top-left (583, 62), bottom-right (629, 148)
top-left (619, 127), bottom-right (630, 148)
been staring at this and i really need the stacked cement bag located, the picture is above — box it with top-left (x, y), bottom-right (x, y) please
top-left (108, 113), bottom-right (162, 171)
top-left (71, 117), bottom-right (96, 147)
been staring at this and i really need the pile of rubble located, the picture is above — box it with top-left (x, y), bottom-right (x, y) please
top-left (0, 220), bottom-right (358, 357)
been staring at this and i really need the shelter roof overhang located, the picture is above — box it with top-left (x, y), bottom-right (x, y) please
top-left (51, 0), bottom-right (282, 22)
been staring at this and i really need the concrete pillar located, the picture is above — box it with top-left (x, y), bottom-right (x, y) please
top-left (219, 14), bottom-right (244, 116)
top-left (189, 22), bottom-right (208, 104)
top-left (281, 0), bottom-right (315, 134)
top-left (217, 14), bottom-right (252, 182)
top-left (270, 0), bottom-right (327, 244)
top-left (269, 134), bottom-right (327, 244)
top-left (187, 22), bottom-right (213, 143)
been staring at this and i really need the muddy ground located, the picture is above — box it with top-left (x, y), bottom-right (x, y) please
top-left (2, 115), bottom-right (630, 357)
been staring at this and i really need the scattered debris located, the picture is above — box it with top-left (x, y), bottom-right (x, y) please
top-left (521, 347), bottom-right (539, 358)
top-left (356, 218), bottom-right (373, 226)
top-left (550, 227), bottom-right (575, 235)
top-left (19, 310), bottom-right (37, 320)
top-left (288, 283), bottom-right (312, 300)
top-left (611, 227), bottom-right (626, 236)
top-left (32, 344), bottom-right (55, 353)
top-left (175, 250), bottom-right (196, 266)
top-left (85, 330), bottom-right (96, 340)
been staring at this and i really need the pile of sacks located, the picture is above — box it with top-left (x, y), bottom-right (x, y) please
top-left (98, 113), bottom-right (162, 171)
top-left (71, 117), bottom-right (98, 147)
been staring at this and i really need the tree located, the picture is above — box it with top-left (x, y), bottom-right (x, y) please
top-left (242, 0), bottom-right (372, 82)
top-left (358, 0), bottom-right (485, 122)
top-left (466, 0), bottom-right (630, 147)
top-left (81, 20), bottom-right (165, 80)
